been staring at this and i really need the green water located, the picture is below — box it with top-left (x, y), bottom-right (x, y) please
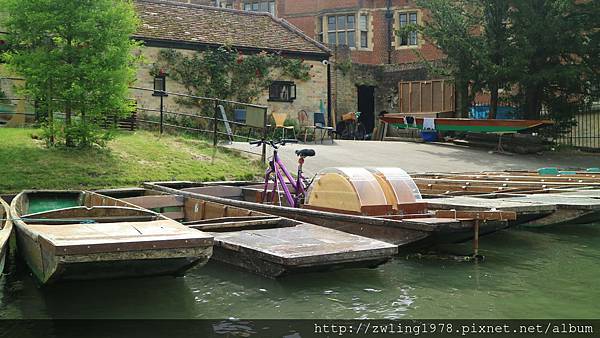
top-left (1, 225), bottom-right (599, 319)
top-left (25, 197), bottom-right (80, 215)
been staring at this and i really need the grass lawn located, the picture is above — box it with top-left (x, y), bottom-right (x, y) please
top-left (0, 128), bottom-right (262, 193)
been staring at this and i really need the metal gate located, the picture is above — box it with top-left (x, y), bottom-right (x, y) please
top-left (555, 104), bottom-right (600, 151)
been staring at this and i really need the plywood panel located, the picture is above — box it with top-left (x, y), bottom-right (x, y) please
top-left (398, 80), bottom-right (455, 114)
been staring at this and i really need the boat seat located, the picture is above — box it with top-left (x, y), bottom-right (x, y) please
top-left (295, 149), bottom-right (316, 157)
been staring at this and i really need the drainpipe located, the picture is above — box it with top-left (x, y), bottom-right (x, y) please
top-left (327, 61), bottom-right (333, 127)
top-left (385, 0), bottom-right (393, 64)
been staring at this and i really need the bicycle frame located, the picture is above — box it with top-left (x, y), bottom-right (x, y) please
top-left (262, 148), bottom-right (307, 208)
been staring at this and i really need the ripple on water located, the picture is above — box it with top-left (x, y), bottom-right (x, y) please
top-left (1, 226), bottom-right (600, 319)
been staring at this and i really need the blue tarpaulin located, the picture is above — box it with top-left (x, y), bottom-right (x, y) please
top-left (469, 105), bottom-right (521, 120)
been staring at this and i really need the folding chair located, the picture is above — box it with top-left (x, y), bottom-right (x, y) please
top-left (313, 112), bottom-right (335, 144)
top-left (271, 112), bottom-right (296, 140)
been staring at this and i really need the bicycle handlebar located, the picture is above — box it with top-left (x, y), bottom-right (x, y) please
top-left (249, 139), bottom-right (298, 148)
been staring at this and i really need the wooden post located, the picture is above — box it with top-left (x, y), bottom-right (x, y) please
top-left (159, 95), bottom-right (164, 135)
top-left (213, 100), bottom-right (219, 147)
top-left (473, 217), bottom-right (480, 258)
top-left (261, 107), bottom-right (268, 164)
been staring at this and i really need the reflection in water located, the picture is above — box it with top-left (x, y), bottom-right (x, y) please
top-left (1, 225), bottom-right (600, 319)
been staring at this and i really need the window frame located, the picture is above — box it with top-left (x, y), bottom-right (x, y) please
top-left (324, 13), bottom-right (357, 48)
top-left (242, 1), bottom-right (276, 15)
top-left (268, 81), bottom-right (296, 103)
top-left (398, 10), bottom-right (420, 48)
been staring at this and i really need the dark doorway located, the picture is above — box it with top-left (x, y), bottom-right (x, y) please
top-left (357, 85), bottom-right (375, 135)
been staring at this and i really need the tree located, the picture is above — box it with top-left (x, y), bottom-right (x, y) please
top-left (152, 46), bottom-right (310, 114)
top-left (407, 0), bottom-right (487, 117)
top-left (1, 0), bottom-right (139, 147)
top-left (510, 0), bottom-right (599, 122)
top-left (481, 0), bottom-right (513, 119)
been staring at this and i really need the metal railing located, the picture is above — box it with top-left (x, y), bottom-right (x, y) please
top-left (553, 104), bottom-right (600, 152)
top-left (0, 77), bottom-right (270, 161)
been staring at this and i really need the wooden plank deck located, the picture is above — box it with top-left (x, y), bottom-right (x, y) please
top-left (209, 223), bottom-right (398, 267)
top-left (426, 196), bottom-right (557, 213)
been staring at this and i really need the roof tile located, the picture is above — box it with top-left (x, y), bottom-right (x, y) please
top-left (134, 0), bottom-right (329, 55)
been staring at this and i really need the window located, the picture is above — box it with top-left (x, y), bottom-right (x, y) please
top-left (269, 81), bottom-right (296, 102)
top-left (399, 11), bottom-right (418, 46)
top-left (325, 14), bottom-right (356, 48)
top-left (243, 1), bottom-right (275, 15)
top-left (317, 17), bottom-right (324, 43)
top-left (359, 14), bottom-right (369, 48)
top-left (320, 13), bottom-right (369, 48)
top-left (217, 0), bottom-right (233, 8)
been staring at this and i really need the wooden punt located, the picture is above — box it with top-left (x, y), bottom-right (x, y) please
top-left (98, 188), bottom-right (398, 278)
top-left (0, 197), bottom-right (14, 273)
top-left (10, 190), bottom-right (214, 284)
top-left (142, 182), bottom-right (516, 250)
top-left (380, 115), bottom-right (553, 132)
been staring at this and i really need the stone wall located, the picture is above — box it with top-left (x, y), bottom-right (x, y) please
top-left (331, 46), bottom-right (437, 124)
top-left (133, 46), bottom-right (328, 125)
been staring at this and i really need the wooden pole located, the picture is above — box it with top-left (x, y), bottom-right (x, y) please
top-left (262, 107), bottom-right (268, 164)
top-left (213, 101), bottom-right (219, 147)
top-left (159, 95), bottom-right (164, 135)
top-left (473, 217), bottom-right (480, 258)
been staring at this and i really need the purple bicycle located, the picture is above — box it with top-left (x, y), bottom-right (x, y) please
top-left (249, 138), bottom-right (316, 208)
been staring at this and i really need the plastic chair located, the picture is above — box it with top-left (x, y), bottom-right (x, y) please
top-left (271, 112), bottom-right (296, 140)
top-left (298, 110), bottom-right (315, 142)
top-left (313, 112), bottom-right (335, 144)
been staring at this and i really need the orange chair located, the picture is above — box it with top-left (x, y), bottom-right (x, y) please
top-left (271, 112), bottom-right (296, 139)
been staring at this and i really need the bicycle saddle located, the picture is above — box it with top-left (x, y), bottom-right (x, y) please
top-left (295, 149), bottom-right (316, 157)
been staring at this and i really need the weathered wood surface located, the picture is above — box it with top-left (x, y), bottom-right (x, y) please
top-left (209, 223), bottom-right (397, 266)
top-left (11, 190), bottom-right (214, 284)
top-left (0, 198), bottom-right (14, 273)
top-left (414, 173), bottom-right (600, 183)
top-left (116, 188), bottom-right (398, 276)
top-left (188, 217), bottom-right (286, 231)
top-left (426, 196), bottom-right (557, 213)
top-left (414, 177), bottom-right (600, 188)
top-left (548, 190), bottom-right (600, 199)
top-left (505, 195), bottom-right (600, 210)
top-left (434, 210), bottom-right (517, 221)
top-left (144, 183), bottom-right (512, 247)
top-left (121, 195), bottom-right (184, 210)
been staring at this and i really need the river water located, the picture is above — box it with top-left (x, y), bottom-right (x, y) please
top-left (1, 224), bottom-right (599, 319)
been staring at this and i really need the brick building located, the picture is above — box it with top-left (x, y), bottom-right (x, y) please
top-left (176, 0), bottom-right (445, 65)
top-left (173, 0), bottom-right (449, 136)
top-left (133, 0), bottom-right (331, 127)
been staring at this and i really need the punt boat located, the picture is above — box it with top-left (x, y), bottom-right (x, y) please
top-left (142, 168), bottom-right (515, 251)
top-left (379, 114), bottom-right (553, 132)
top-left (98, 188), bottom-right (399, 278)
top-left (412, 171), bottom-right (600, 226)
top-left (10, 190), bottom-right (214, 284)
top-left (0, 197), bottom-right (13, 273)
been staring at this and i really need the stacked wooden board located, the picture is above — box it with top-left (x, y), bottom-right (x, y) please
top-left (413, 171), bottom-right (600, 226)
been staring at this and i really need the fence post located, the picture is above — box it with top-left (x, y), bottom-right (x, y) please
top-left (262, 107), bottom-right (268, 164)
top-left (159, 94), bottom-right (164, 135)
top-left (213, 100), bottom-right (219, 147)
